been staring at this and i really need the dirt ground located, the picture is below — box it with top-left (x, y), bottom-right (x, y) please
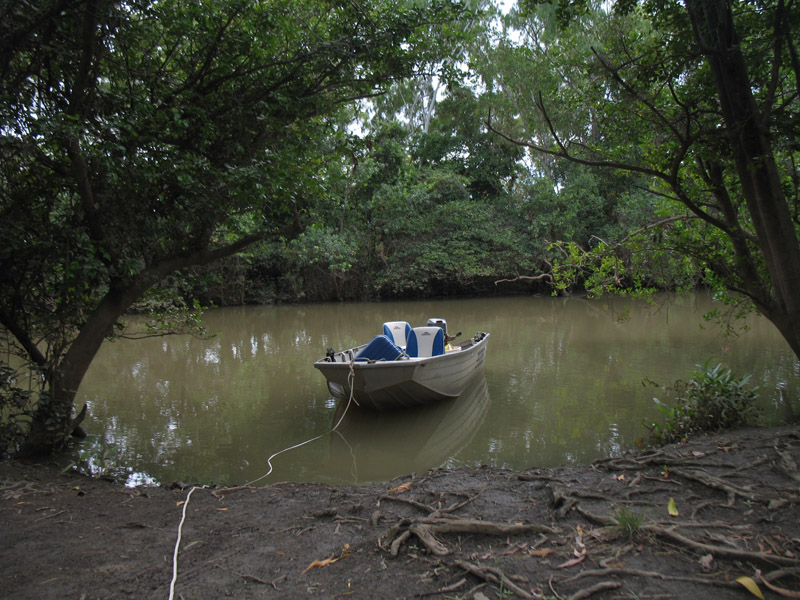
top-left (1, 426), bottom-right (799, 600)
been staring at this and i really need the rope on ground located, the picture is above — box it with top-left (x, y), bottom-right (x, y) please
top-left (168, 484), bottom-right (206, 600)
top-left (168, 359), bottom-right (358, 599)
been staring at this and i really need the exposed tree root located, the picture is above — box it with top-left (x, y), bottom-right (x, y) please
top-left (757, 568), bottom-right (800, 598)
top-left (563, 566), bottom-right (742, 589)
top-left (374, 428), bottom-right (800, 599)
top-left (382, 517), bottom-right (559, 556)
top-left (669, 467), bottom-right (757, 506)
top-left (643, 524), bottom-right (800, 567)
top-left (570, 503), bottom-right (798, 567)
top-left (379, 488), bottom-right (483, 517)
top-left (564, 580), bottom-right (623, 600)
top-left (454, 559), bottom-right (538, 600)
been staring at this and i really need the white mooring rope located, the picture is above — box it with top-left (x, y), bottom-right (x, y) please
top-left (168, 360), bottom-right (358, 600)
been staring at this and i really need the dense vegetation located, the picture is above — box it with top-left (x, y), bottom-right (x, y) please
top-left (181, 107), bottom-right (657, 305)
top-left (645, 361), bottom-right (761, 445)
top-left (1, 0), bottom-right (798, 454)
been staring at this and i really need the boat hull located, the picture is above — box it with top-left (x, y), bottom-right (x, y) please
top-left (314, 332), bottom-right (489, 410)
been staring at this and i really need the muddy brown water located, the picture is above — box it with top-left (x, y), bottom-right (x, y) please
top-left (75, 293), bottom-right (799, 486)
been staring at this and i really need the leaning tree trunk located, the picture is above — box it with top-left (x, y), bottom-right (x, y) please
top-left (17, 281), bottom-right (145, 456)
top-left (686, 0), bottom-right (800, 360)
top-left (16, 234), bottom-right (265, 456)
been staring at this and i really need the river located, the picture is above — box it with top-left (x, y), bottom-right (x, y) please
top-left (75, 293), bottom-right (799, 486)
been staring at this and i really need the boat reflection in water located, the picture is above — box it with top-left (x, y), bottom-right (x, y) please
top-left (325, 373), bottom-right (490, 484)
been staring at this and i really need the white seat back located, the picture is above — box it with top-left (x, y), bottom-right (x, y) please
top-left (407, 326), bottom-right (445, 358)
top-left (383, 321), bottom-right (412, 347)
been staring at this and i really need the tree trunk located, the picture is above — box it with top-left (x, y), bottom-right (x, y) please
top-left (686, 0), bottom-right (800, 359)
top-left (15, 233), bottom-right (265, 456)
top-left (16, 281), bottom-right (144, 456)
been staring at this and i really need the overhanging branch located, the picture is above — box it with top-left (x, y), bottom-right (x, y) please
top-left (486, 107), bottom-right (665, 181)
top-left (0, 309), bottom-right (48, 367)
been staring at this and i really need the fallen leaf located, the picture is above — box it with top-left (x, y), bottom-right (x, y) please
top-left (667, 497), bottom-right (679, 517)
top-left (301, 545), bottom-right (351, 575)
top-left (216, 507), bottom-right (228, 511)
top-left (736, 575), bottom-right (766, 599)
top-left (15, 501), bottom-right (30, 506)
top-left (176, 501), bottom-right (185, 507)
top-left (556, 554), bottom-right (586, 569)
top-left (301, 554), bottom-right (336, 575)
top-left (529, 548), bottom-right (554, 557)
top-left (387, 481), bottom-right (412, 494)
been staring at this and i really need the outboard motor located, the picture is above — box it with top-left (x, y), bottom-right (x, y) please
top-left (426, 318), bottom-right (447, 335)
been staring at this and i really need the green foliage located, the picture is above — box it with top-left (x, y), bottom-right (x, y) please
top-left (644, 361), bottom-right (761, 445)
top-left (411, 86), bottom-right (524, 200)
top-left (281, 226), bottom-right (361, 300)
top-left (547, 211), bottom-right (702, 300)
top-left (130, 295), bottom-right (211, 340)
top-left (372, 172), bottom-right (530, 296)
top-left (482, 0), bottom-right (800, 358)
top-left (1, 0), bottom-right (470, 453)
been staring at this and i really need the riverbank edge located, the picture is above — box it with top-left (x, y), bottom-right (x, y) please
top-left (2, 424), bottom-right (799, 600)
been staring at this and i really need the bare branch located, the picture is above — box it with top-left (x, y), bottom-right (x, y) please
top-left (494, 273), bottom-right (553, 286)
top-left (486, 107), bottom-right (665, 181)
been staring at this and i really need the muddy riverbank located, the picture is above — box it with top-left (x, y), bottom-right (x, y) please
top-left (1, 425), bottom-right (799, 599)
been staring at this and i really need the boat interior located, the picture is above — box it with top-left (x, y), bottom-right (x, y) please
top-left (320, 320), bottom-right (487, 364)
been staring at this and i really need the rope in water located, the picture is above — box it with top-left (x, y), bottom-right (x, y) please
top-left (167, 359), bottom-right (358, 600)
top-left (243, 360), bottom-right (358, 487)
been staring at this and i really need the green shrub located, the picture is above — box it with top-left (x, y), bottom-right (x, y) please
top-left (645, 360), bottom-right (760, 445)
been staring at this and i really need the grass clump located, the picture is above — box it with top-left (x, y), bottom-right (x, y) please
top-left (613, 505), bottom-right (645, 540)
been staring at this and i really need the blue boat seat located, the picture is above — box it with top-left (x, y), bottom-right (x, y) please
top-left (382, 321), bottom-right (412, 347)
top-left (355, 335), bottom-right (403, 361)
top-left (406, 327), bottom-right (445, 358)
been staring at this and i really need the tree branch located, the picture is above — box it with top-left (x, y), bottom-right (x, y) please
top-left (0, 309), bottom-right (48, 367)
top-left (486, 107), bottom-right (664, 180)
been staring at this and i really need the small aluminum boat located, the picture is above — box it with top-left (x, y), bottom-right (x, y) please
top-left (314, 318), bottom-right (489, 410)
